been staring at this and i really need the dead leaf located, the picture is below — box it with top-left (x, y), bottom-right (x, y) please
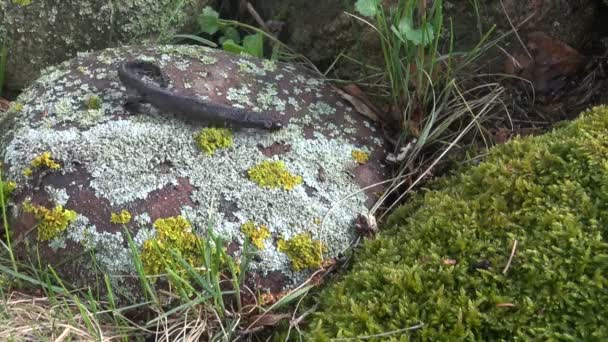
top-left (504, 31), bottom-right (586, 93)
top-left (355, 213), bottom-right (378, 238)
top-left (333, 84), bottom-right (381, 122)
top-left (0, 98), bottom-right (10, 112)
top-left (247, 313), bottom-right (291, 329)
top-left (442, 258), bottom-right (457, 266)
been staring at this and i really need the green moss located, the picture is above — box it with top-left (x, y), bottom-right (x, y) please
top-left (84, 94), bottom-right (102, 110)
top-left (140, 216), bottom-right (203, 276)
top-left (277, 233), bottom-right (326, 271)
top-left (23, 201), bottom-right (77, 241)
top-left (194, 127), bottom-right (233, 155)
top-left (110, 210), bottom-right (131, 224)
top-left (241, 220), bottom-right (271, 249)
top-left (351, 150), bottom-right (369, 164)
top-left (308, 105), bottom-right (608, 340)
top-left (30, 151), bottom-right (61, 171)
top-left (247, 160), bottom-right (303, 191)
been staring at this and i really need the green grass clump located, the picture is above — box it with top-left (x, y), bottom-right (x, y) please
top-left (307, 106), bottom-right (608, 340)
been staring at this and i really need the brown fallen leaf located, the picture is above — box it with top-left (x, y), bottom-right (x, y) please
top-left (246, 313), bottom-right (291, 330)
top-left (333, 84), bottom-right (381, 122)
top-left (0, 98), bottom-right (10, 112)
top-left (442, 258), bottom-right (457, 266)
top-left (504, 31), bottom-right (587, 93)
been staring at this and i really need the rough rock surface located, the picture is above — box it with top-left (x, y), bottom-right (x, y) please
top-left (0, 0), bottom-right (209, 91)
top-left (258, 0), bottom-right (597, 75)
top-left (0, 45), bottom-right (386, 302)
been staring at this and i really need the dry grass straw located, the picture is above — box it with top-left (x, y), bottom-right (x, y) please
top-left (0, 291), bottom-right (131, 341)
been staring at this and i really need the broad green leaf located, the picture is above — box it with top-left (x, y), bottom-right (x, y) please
top-left (355, 0), bottom-right (379, 17)
top-left (220, 26), bottom-right (241, 45)
top-left (242, 33), bottom-right (264, 58)
top-left (397, 16), bottom-right (435, 46)
top-left (198, 6), bottom-right (220, 35)
top-left (222, 39), bottom-right (246, 55)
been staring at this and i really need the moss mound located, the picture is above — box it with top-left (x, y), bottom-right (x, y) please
top-left (307, 106), bottom-right (608, 340)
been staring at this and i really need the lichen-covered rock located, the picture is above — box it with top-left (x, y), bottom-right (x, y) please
top-left (0, 0), bottom-right (209, 91)
top-left (0, 45), bottom-right (386, 302)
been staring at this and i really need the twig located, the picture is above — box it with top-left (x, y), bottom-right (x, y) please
top-left (245, 2), bottom-right (270, 33)
top-left (500, 0), bottom-right (532, 59)
top-left (330, 323), bottom-right (425, 341)
top-left (502, 239), bottom-right (518, 274)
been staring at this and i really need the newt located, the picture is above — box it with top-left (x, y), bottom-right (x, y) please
top-left (118, 60), bottom-right (282, 130)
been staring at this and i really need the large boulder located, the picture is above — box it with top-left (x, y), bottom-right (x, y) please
top-left (0, 0), bottom-right (209, 91)
top-left (0, 45), bottom-right (386, 302)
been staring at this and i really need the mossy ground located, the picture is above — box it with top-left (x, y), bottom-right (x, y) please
top-left (307, 106), bottom-right (608, 340)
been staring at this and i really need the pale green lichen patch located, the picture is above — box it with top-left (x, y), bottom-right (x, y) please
top-left (277, 233), bottom-right (326, 271)
top-left (226, 85), bottom-right (254, 108)
top-left (256, 84), bottom-right (286, 112)
top-left (262, 59), bottom-right (277, 72)
top-left (247, 160), bottom-right (303, 191)
top-left (241, 220), bottom-right (271, 249)
top-left (23, 201), bottom-right (77, 241)
top-left (45, 186), bottom-right (70, 206)
top-left (195, 127), bottom-right (233, 155)
top-left (309, 101), bottom-right (336, 116)
top-left (237, 58), bottom-right (267, 76)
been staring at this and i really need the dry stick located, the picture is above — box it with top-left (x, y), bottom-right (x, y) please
top-left (331, 323), bottom-right (425, 341)
top-left (245, 1), bottom-right (270, 33)
top-left (502, 239), bottom-right (518, 274)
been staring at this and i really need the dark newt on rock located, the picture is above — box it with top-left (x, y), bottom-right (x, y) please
top-left (117, 60), bottom-right (283, 130)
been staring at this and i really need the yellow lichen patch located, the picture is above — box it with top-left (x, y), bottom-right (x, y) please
top-left (140, 216), bottom-right (203, 276)
top-left (241, 220), bottom-right (271, 249)
top-left (351, 150), bottom-right (369, 164)
top-left (23, 201), bottom-right (77, 241)
top-left (1, 181), bottom-right (16, 199)
top-left (110, 210), bottom-right (132, 224)
top-left (277, 233), bottom-right (326, 271)
top-left (8, 102), bottom-right (24, 112)
top-left (195, 127), bottom-right (233, 155)
top-left (22, 168), bottom-right (32, 177)
top-left (84, 95), bottom-right (102, 110)
top-left (247, 160), bottom-right (303, 191)
top-left (30, 152), bottom-right (61, 171)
